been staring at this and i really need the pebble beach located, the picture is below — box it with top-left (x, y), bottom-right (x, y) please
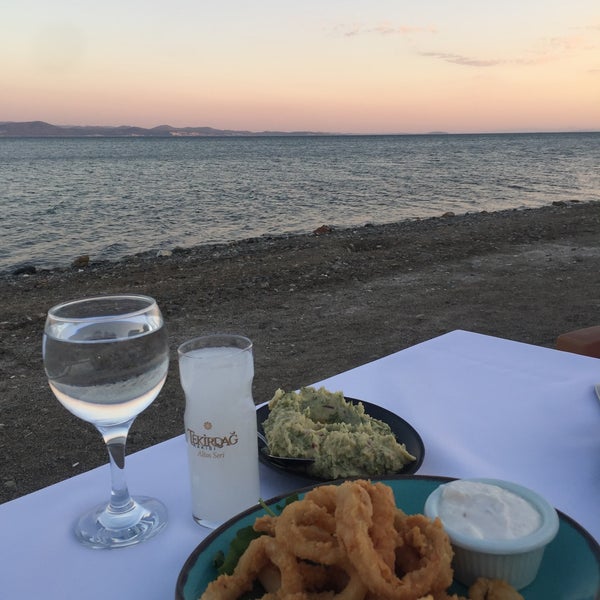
top-left (1, 200), bottom-right (599, 504)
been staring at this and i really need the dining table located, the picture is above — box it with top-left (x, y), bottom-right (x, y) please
top-left (1, 329), bottom-right (598, 599)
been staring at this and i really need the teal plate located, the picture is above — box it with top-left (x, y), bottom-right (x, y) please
top-left (175, 475), bottom-right (600, 600)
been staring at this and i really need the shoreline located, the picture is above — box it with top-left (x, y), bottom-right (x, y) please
top-left (3, 200), bottom-right (594, 277)
top-left (1, 199), bottom-right (600, 503)
top-left (0, 205), bottom-right (530, 276)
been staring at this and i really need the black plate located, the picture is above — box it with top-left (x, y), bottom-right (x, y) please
top-left (256, 397), bottom-right (425, 481)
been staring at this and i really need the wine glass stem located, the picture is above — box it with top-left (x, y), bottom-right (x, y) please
top-left (99, 422), bottom-right (135, 514)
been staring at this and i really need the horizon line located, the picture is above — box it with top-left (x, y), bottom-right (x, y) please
top-left (0, 119), bottom-right (598, 137)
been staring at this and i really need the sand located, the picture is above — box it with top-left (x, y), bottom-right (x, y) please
top-left (1, 200), bottom-right (599, 504)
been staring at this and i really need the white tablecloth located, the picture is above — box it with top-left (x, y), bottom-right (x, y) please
top-left (1, 330), bottom-right (598, 599)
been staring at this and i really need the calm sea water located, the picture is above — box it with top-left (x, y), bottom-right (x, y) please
top-left (1, 132), bottom-right (599, 273)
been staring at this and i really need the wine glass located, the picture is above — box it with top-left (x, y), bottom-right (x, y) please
top-left (42, 294), bottom-right (169, 549)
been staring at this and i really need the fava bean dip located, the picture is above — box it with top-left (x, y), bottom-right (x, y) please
top-left (263, 386), bottom-right (415, 479)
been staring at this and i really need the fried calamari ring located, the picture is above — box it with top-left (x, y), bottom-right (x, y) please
top-left (468, 578), bottom-right (524, 600)
top-left (329, 558), bottom-right (369, 600)
top-left (303, 484), bottom-right (339, 513)
top-left (276, 498), bottom-right (343, 565)
top-left (254, 513), bottom-right (278, 536)
top-left (258, 559), bottom-right (367, 600)
top-left (336, 481), bottom-right (452, 600)
top-left (356, 480), bottom-right (398, 572)
top-left (201, 535), bottom-right (304, 600)
top-left (396, 514), bottom-right (454, 593)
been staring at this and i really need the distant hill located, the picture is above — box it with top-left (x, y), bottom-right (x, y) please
top-left (0, 120), bottom-right (331, 138)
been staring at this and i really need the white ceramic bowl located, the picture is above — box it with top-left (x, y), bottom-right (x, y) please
top-left (424, 478), bottom-right (559, 590)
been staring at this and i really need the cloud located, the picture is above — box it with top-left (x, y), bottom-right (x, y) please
top-left (419, 51), bottom-right (504, 68)
top-left (418, 23), bottom-right (598, 70)
top-left (419, 51), bottom-right (557, 68)
top-left (339, 23), bottom-right (437, 38)
top-left (575, 23), bottom-right (600, 32)
top-left (542, 33), bottom-right (593, 52)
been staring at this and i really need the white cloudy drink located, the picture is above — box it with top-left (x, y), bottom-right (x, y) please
top-left (178, 335), bottom-right (260, 528)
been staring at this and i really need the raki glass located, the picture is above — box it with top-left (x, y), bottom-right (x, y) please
top-left (42, 294), bottom-right (169, 549)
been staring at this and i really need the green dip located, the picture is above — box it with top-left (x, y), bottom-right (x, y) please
top-left (262, 386), bottom-right (415, 479)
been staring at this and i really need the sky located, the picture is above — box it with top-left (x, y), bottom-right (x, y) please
top-left (1, 1), bottom-right (599, 134)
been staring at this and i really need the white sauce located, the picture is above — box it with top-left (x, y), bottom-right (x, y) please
top-left (438, 481), bottom-right (542, 540)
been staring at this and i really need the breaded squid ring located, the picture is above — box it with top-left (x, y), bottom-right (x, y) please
top-left (276, 498), bottom-right (343, 565)
top-left (276, 557), bottom-right (368, 600)
top-left (356, 480), bottom-right (398, 572)
top-left (395, 514), bottom-right (454, 594)
top-left (336, 481), bottom-right (445, 600)
top-left (254, 513), bottom-right (278, 536)
top-left (303, 484), bottom-right (338, 513)
top-left (201, 535), bottom-right (304, 600)
top-left (468, 578), bottom-right (524, 600)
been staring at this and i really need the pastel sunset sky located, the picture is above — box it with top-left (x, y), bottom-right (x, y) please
top-left (2, 0), bottom-right (599, 134)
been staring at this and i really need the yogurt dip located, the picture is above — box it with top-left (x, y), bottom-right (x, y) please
top-left (424, 478), bottom-right (559, 589)
top-left (438, 480), bottom-right (542, 540)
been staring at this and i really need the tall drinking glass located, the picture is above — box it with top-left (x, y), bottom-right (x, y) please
top-left (178, 334), bottom-right (260, 528)
top-left (42, 294), bottom-right (169, 549)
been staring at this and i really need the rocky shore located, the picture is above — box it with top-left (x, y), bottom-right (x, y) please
top-left (1, 200), bottom-right (599, 504)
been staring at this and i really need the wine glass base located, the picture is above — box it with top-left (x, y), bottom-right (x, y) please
top-left (74, 496), bottom-right (168, 549)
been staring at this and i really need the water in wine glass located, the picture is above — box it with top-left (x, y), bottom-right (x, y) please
top-left (44, 319), bottom-right (168, 426)
top-left (42, 295), bottom-right (169, 549)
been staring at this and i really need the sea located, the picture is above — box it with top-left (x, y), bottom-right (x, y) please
top-left (1, 132), bottom-right (599, 274)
